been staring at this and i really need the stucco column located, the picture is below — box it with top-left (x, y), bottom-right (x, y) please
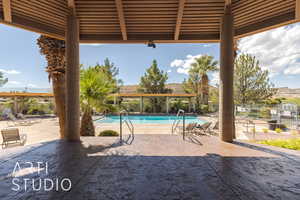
top-left (65, 8), bottom-right (80, 141)
top-left (140, 96), bottom-right (143, 113)
top-left (188, 97), bottom-right (191, 113)
top-left (13, 97), bottom-right (18, 115)
top-left (166, 97), bottom-right (169, 114)
top-left (219, 4), bottom-right (235, 142)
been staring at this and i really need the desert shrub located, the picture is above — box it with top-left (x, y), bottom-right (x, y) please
top-left (262, 128), bottom-right (268, 133)
top-left (99, 130), bottom-right (119, 136)
top-left (170, 99), bottom-right (188, 113)
top-left (275, 128), bottom-right (282, 133)
top-left (200, 105), bottom-right (209, 114)
top-left (259, 138), bottom-right (300, 150)
top-left (259, 108), bottom-right (271, 119)
top-left (28, 103), bottom-right (52, 115)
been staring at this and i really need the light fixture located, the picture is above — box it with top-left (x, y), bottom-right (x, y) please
top-left (147, 40), bottom-right (156, 48)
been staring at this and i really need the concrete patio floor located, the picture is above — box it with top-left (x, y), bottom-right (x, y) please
top-left (0, 134), bottom-right (300, 200)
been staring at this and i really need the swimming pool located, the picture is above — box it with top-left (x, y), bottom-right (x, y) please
top-left (97, 115), bottom-right (205, 124)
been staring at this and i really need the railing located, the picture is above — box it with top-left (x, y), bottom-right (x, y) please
top-left (119, 110), bottom-right (134, 142)
top-left (171, 109), bottom-right (186, 140)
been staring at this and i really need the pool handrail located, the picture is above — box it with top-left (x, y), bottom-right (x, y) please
top-left (171, 109), bottom-right (185, 135)
top-left (119, 110), bottom-right (134, 142)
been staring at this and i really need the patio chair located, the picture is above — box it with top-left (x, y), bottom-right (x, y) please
top-left (17, 113), bottom-right (41, 124)
top-left (178, 123), bottom-right (198, 135)
top-left (212, 121), bottom-right (219, 130)
top-left (194, 122), bottom-right (212, 135)
top-left (6, 113), bottom-right (33, 127)
top-left (1, 128), bottom-right (27, 148)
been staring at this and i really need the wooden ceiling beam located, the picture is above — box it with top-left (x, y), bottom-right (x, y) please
top-left (225, 0), bottom-right (231, 5)
top-left (297, 0), bottom-right (300, 20)
top-left (3, 0), bottom-right (12, 22)
top-left (68, 0), bottom-right (76, 8)
top-left (68, 0), bottom-right (77, 15)
top-left (174, 0), bottom-right (186, 40)
top-left (115, 0), bottom-right (127, 40)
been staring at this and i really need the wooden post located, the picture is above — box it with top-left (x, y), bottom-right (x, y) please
top-left (297, 0), bottom-right (300, 21)
top-left (219, 3), bottom-right (234, 142)
top-left (65, 8), bottom-right (80, 141)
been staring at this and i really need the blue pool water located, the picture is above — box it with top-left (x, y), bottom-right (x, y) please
top-left (98, 115), bottom-right (205, 124)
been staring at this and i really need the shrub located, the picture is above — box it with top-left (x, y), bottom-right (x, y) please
top-left (98, 130), bottom-right (119, 136)
top-left (275, 128), bottom-right (282, 133)
top-left (259, 108), bottom-right (271, 119)
top-left (259, 138), bottom-right (300, 150)
top-left (262, 128), bottom-right (268, 133)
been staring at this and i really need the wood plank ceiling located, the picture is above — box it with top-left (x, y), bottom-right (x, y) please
top-left (0, 0), bottom-right (298, 43)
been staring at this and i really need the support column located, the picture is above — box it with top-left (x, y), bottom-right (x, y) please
top-left (166, 97), bottom-right (169, 114)
top-left (140, 96), bottom-right (143, 113)
top-left (219, 3), bottom-right (234, 142)
top-left (113, 95), bottom-right (117, 105)
top-left (65, 8), bottom-right (80, 141)
top-left (188, 97), bottom-right (191, 113)
top-left (13, 97), bottom-right (18, 115)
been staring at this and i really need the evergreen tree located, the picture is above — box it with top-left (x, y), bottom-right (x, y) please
top-left (139, 60), bottom-right (171, 112)
top-left (0, 71), bottom-right (8, 87)
top-left (234, 54), bottom-right (277, 105)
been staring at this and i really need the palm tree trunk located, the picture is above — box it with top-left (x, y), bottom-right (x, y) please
top-left (201, 74), bottom-right (209, 105)
top-left (52, 74), bottom-right (66, 138)
top-left (80, 108), bottom-right (95, 136)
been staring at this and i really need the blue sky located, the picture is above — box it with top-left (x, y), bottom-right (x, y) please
top-left (0, 23), bottom-right (300, 90)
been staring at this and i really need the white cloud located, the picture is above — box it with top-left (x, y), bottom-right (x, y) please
top-left (27, 84), bottom-right (38, 88)
top-left (170, 59), bottom-right (184, 68)
top-left (170, 54), bottom-right (202, 74)
top-left (8, 81), bottom-right (21, 85)
top-left (0, 69), bottom-right (21, 74)
top-left (210, 72), bottom-right (219, 86)
top-left (167, 69), bottom-right (172, 73)
top-left (238, 23), bottom-right (300, 76)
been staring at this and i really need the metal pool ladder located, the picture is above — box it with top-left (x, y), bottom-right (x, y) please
top-left (171, 109), bottom-right (186, 140)
top-left (119, 110), bottom-right (134, 142)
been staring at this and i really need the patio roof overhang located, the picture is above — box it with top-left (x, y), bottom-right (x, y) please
top-left (114, 93), bottom-right (197, 97)
top-left (0, 92), bottom-right (53, 98)
top-left (1, 0), bottom-right (299, 142)
top-left (0, 0), bottom-right (299, 44)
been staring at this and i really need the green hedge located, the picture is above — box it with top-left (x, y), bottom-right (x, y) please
top-left (98, 130), bottom-right (119, 136)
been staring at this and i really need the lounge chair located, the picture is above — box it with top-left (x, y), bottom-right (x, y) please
top-left (212, 121), bottom-right (219, 130)
top-left (178, 123), bottom-right (198, 135)
top-left (6, 113), bottom-right (33, 127)
top-left (1, 128), bottom-right (27, 148)
top-left (17, 113), bottom-right (41, 124)
top-left (194, 122), bottom-right (212, 135)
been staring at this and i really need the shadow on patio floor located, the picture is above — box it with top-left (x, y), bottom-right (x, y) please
top-left (0, 134), bottom-right (299, 200)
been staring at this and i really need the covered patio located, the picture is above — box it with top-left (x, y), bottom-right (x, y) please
top-left (1, 0), bottom-right (300, 199)
top-left (1, 0), bottom-right (299, 142)
top-left (1, 134), bottom-right (300, 199)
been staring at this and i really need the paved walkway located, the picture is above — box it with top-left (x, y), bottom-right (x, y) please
top-left (0, 134), bottom-right (300, 200)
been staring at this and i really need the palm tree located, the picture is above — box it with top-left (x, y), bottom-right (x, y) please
top-left (190, 55), bottom-right (218, 105)
top-left (80, 66), bottom-right (116, 136)
top-left (37, 35), bottom-right (66, 138)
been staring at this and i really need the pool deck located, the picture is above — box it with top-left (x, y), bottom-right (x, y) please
top-left (0, 134), bottom-right (300, 200)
